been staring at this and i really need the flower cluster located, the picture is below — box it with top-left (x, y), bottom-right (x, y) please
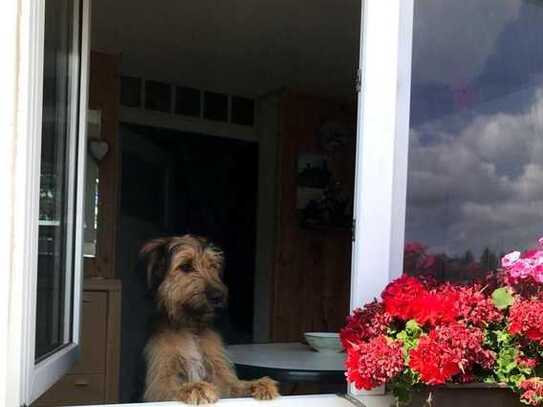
top-left (453, 283), bottom-right (503, 327)
top-left (408, 323), bottom-right (494, 384)
top-left (342, 236), bottom-right (543, 406)
top-left (509, 299), bottom-right (543, 345)
top-left (345, 336), bottom-right (403, 390)
top-left (502, 239), bottom-right (543, 285)
top-left (521, 378), bottom-right (543, 406)
top-left (340, 301), bottom-right (391, 350)
top-left (381, 275), bottom-right (427, 321)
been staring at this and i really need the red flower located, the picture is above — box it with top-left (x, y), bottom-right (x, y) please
top-left (411, 289), bottom-right (459, 326)
top-left (345, 336), bottom-right (404, 390)
top-left (520, 378), bottom-right (543, 406)
top-left (340, 301), bottom-right (392, 350)
top-left (409, 334), bottom-right (460, 384)
top-left (509, 299), bottom-right (543, 344)
top-left (517, 354), bottom-right (538, 370)
top-left (454, 284), bottom-right (502, 327)
top-left (382, 275), bottom-right (427, 320)
top-left (409, 323), bottom-right (494, 385)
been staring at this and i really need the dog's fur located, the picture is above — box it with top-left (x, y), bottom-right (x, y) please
top-left (141, 235), bottom-right (279, 404)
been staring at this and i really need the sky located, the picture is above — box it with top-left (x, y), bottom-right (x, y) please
top-left (406, 0), bottom-right (543, 258)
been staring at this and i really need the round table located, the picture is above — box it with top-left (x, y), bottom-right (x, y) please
top-left (226, 342), bottom-right (346, 384)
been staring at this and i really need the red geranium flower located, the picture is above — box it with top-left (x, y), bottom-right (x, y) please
top-left (409, 323), bottom-right (494, 385)
top-left (409, 333), bottom-right (460, 384)
top-left (345, 336), bottom-right (404, 390)
top-left (448, 283), bottom-right (502, 327)
top-left (517, 354), bottom-right (538, 370)
top-left (382, 274), bottom-right (427, 320)
top-left (411, 289), bottom-right (459, 326)
top-left (340, 301), bottom-right (392, 350)
top-left (520, 378), bottom-right (543, 406)
top-left (509, 299), bottom-right (543, 344)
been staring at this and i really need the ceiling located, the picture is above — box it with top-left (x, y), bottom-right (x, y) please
top-left (92, 0), bottom-right (361, 101)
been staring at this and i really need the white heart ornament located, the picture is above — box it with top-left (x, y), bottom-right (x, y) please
top-left (89, 140), bottom-right (109, 161)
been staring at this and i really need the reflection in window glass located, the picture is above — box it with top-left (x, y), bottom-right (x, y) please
top-left (36, 0), bottom-right (78, 361)
top-left (405, 0), bottom-right (543, 281)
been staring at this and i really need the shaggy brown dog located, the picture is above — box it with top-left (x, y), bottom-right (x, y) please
top-left (141, 235), bottom-right (279, 404)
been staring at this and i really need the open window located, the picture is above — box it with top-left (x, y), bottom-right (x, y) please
top-left (7, 1), bottom-right (415, 406)
top-left (16, 0), bottom-right (91, 404)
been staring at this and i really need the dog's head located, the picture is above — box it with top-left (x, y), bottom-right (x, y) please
top-left (140, 235), bottom-right (228, 326)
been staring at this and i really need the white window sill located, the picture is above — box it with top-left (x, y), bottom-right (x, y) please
top-left (88, 393), bottom-right (394, 407)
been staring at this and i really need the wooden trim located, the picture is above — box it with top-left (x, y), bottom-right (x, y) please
top-left (120, 107), bottom-right (257, 142)
top-left (105, 286), bottom-right (121, 402)
top-left (87, 51), bottom-right (121, 279)
top-left (83, 278), bottom-right (121, 292)
top-left (83, 278), bottom-right (121, 403)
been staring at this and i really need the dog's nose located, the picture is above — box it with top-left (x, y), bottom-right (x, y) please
top-left (206, 288), bottom-right (225, 307)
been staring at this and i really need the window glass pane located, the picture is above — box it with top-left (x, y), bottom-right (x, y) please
top-left (36, 0), bottom-right (76, 361)
top-left (406, 0), bottom-right (543, 281)
top-left (145, 80), bottom-right (171, 112)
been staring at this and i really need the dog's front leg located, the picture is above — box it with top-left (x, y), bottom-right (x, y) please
top-left (200, 331), bottom-right (280, 401)
top-left (229, 377), bottom-right (280, 400)
top-left (176, 381), bottom-right (220, 405)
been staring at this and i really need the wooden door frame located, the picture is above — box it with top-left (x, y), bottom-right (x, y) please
top-left (85, 51), bottom-right (121, 279)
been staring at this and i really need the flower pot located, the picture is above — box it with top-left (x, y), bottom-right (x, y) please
top-left (405, 385), bottom-right (522, 407)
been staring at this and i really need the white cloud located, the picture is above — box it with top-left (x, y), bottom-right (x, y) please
top-left (407, 85), bottom-right (543, 257)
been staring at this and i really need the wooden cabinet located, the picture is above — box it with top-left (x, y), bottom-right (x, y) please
top-left (33, 279), bottom-right (121, 406)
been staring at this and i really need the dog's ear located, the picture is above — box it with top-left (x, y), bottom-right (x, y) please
top-left (140, 238), bottom-right (169, 292)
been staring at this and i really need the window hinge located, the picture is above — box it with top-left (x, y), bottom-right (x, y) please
top-left (355, 69), bottom-right (362, 93)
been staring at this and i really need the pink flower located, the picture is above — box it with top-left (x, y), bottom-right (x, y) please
top-left (533, 265), bottom-right (543, 283)
top-left (502, 251), bottom-right (521, 268)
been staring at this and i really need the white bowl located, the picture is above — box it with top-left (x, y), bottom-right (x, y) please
top-left (304, 332), bottom-right (343, 353)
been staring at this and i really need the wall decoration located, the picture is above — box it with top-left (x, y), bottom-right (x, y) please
top-left (296, 152), bottom-right (352, 230)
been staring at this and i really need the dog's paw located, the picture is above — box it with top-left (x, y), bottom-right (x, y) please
top-left (177, 382), bottom-right (219, 405)
top-left (249, 377), bottom-right (279, 400)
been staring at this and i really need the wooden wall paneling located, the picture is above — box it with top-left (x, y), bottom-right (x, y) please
top-left (32, 279), bottom-right (122, 406)
top-left (103, 281), bottom-right (121, 402)
top-left (87, 51), bottom-right (121, 278)
top-left (271, 91), bottom-right (355, 342)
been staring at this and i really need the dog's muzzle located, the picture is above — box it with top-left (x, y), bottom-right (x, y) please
top-left (206, 287), bottom-right (226, 309)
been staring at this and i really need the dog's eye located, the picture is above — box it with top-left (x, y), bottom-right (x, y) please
top-left (179, 264), bottom-right (194, 273)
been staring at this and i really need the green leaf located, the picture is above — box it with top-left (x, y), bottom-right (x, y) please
top-left (492, 287), bottom-right (514, 310)
top-left (396, 320), bottom-right (423, 356)
top-left (405, 319), bottom-right (421, 332)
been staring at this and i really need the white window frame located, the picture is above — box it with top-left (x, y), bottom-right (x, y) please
top-left (350, 0), bottom-right (414, 308)
top-left (349, 2), bottom-right (413, 399)
top-left (0, 0), bottom-right (413, 405)
top-left (0, 0), bottom-right (91, 405)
